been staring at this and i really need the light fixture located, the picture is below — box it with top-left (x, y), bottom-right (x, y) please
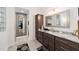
top-left (38, 15), bottom-right (41, 20)
top-left (47, 8), bottom-right (59, 15)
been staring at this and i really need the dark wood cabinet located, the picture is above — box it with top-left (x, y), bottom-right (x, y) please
top-left (42, 32), bottom-right (55, 51)
top-left (37, 31), bottom-right (79, 51)
top-left (37, 31), bottom-right (55, 51)
top-left (49, 35), bottom-right (55, 51)
top-left (78, 21), bottom-right (79, 38)
top-left (35, 14), bottom-right (44, 40)
top-left (42, 32), bottom-right (49, 50)
top-left (37, 31), bottom-right (43, 44)
top-left (55, 37), bottom-right (79, 51)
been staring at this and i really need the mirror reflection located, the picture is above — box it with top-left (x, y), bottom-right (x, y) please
top-left (46, 10), bottom-right (70, 28)
top-left (16, 13), bottom-right (27, 37)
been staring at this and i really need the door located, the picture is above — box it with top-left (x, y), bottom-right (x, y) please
top-left (16, 13), bottom-right (27, 37)
top-left (15, 8), bottom-right (29, 46)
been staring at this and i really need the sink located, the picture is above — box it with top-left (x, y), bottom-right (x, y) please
top-left (42, 29), bottom-right (73, 37)
top-left (49, 29), bottom-right (73, 35)
top-left (49, 30), bottom-right (60, 33)
top-left (40, 29), bottom-right (73, 39)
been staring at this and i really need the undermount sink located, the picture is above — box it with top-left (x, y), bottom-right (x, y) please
top-left (43, 28), bottom-right (73, 36)
top-left (49, 30), bottom-right (72, 35)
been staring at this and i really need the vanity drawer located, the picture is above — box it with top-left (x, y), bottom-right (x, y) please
top-left (38, 31), bottom-right (43, 36)
top-left (55, 37), bottom-right (79, 51)
top-left (43, 36), bottom-right (49, 44)
top-left (38, 36), bottom-right (43, 44)
top-left (37, 31), bottom-right (43, 44)
top-left (49, 38), bottom-right (54, 51)
top-left (43, 32), bottom-right (54, 39)
top-left (42, 32), bottom-right (55, 51)
top-left (43, 36), bottom-right (49, 49)
top-left (55, 45), bottom-right (69, 51)
top-left (55, 41), bottom-right (78, 51)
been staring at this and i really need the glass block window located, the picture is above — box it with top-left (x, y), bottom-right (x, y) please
top-left (0, 7), bottom-right (6, 32)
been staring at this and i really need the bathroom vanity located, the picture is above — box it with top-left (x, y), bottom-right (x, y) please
top-left (35, 9), bottom-right (79, 51)
top-left (37, 30), bottom-right (79, 51)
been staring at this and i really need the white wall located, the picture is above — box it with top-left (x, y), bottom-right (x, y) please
top-left (26, 7), bottom-right (42, 41)
top-left (7, 8), bottom-right (16, 47)
top-left (0, 32), bottom-right (8, 50)
top-left (8, 7), bottom-right (42, 50)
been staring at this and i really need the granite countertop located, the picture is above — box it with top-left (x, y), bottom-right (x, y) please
top-left (38, 29), bottom-right (79, 44)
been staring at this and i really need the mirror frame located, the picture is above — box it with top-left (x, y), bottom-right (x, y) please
top-left (45, 9), bottom-right (70, 28)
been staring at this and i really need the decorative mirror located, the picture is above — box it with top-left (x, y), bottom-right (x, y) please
top-left (16, 13), bottom-right (27, 37)
top-left (45, 10), bottom-right (70, 28)
top-left (15, 8), bottom-right (29, 37)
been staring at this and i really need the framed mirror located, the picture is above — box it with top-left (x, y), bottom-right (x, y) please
top-left (45, 10), bottom-right (70, 28)
top-left (16, 13), bottom-right (27, 37)
top-left (15, 8), bottom-right (29, 37)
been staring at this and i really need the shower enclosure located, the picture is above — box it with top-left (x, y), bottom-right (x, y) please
top-left (0, 7), bottom-right (6, 32)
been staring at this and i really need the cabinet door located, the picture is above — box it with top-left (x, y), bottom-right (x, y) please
top-left (42, 33), bottom-right (49, 50)
top-left (35, 14), bottom-right (43, 40)
top-left (37, 31), bottom-right (43, 44)
top-left (43, 37), bottom-right (49, 49)
top-left (55, 40), bottom-right (70, 51)
top-left (37, 36), bottom-right (42, 44)
top-left (49, 38), bottom-right (54, 51)
top-left (55, 37), bottom-right (79, 51)
top-left (42, 32), bottom-right (55, 51)
top-left (35, 14), bottom-right (43, 28)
